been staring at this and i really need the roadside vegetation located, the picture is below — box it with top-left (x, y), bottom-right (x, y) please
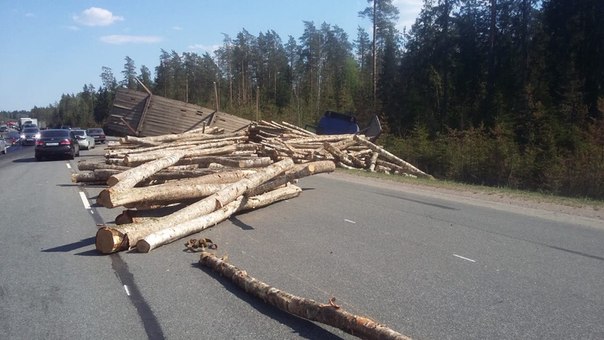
top-left (1, 0), bottom-right (602, 199)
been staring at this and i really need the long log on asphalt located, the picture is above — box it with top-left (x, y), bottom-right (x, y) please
top-left (353, 135), bottom-right (434, 179)
top-left (106, 150), bottom-right (188, 188)
top-left (72, 169), bottom-right (122, 183)
top-left (115, 203), bottom-right (189, 225)
top-left (198, 251), bottom-right (411, 340)
top-left (95, 158), bottom-right (295, 254)
top-left (136, 184), bottom-right (302, 252)
top-left (99, 172), bottom-right (257, 208)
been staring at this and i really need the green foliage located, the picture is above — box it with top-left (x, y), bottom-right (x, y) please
top-left (24, 0), bottom-right (603, 199)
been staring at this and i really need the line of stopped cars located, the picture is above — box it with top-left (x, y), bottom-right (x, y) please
top-left (19, 127), bottom-right (106, 161)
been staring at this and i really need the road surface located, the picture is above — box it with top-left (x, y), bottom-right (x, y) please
top-left (0, 143), bottom-right (602, 339)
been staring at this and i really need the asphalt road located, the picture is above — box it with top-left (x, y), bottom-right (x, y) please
top-left (0, 142), bottom-right (602, 339)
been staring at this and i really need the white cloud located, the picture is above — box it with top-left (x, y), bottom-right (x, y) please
top-left (25, 12), bottom-right (35, 18)
top-left (187, 44), bottom-right (219, 53)
top-left (100, 35), bottom-right (162, 44)
top-left (74, 7), bottom-right (124, 27)
top-left (172, 26), bottom-right (184, 31)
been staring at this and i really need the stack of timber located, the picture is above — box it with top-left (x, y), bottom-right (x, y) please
top-left (249, 120), bottom-right (433, 179)
top-left (74, 121), bottom-right (431, 254)
top-left (74, 127), bottom-right (336, 254)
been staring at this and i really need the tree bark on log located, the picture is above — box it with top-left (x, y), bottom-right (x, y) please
top-left (77, 161), bottom-right (131, 171)
top-left (323, 142), bottom-right (365, 168)
top-left (198, 251), bottom-right (411, 340)
top-left (107, 151), bottom-right (187, 188)
top-left (95, 158), bottom-right (294, 254)
top-left (353, 135), bottom-right (434, 179)
top-left (136, 184), bottom-right (302, 252)
top-left (114, 203), bottom-right (188, 224)
top-left (246, 160), bottom-right (335, 196)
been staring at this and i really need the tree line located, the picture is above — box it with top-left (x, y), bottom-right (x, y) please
top-left (3, 0), bottom-right (602, 198)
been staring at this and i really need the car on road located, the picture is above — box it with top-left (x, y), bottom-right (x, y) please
top-left (34, 129), bottom-right (80, 160)
top-left (0, 136), bottom-right (7, 154)
top-left (71, 129), bottom-right (95, 150)
top-left (5, 131), bottom-right (21, 145)
top-left (86, 128), bottom-right (106, 144)
top-left (20, 127), bottom-right (40, 146)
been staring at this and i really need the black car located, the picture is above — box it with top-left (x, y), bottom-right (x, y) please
top-left (20, 127), bottom-right (40, 146)
top-left (5, 131), bottom-right (20, 145)
top-left (86, 128), bottom-right (106, 144)
top-left (34, 129), bottom-right (80, 161)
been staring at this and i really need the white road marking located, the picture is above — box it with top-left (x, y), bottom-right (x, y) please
top-left (65, 163), bottom-right (71, 169)
top-left (79, 192), bottom-right (91, 209)
top-left (344, 219), bottom-right (356, 224)
top-left (123, 285), bottom-right (131, 296)
top-left (453, 254), bottom-right (476, 263)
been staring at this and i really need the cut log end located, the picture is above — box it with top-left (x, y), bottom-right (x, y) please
top-left (95, 227), bottom-right (128, 254)
top-left (136, 240), bottom-right (151, 253)
top-left (96, 189), bottom-right (114, 208)
top-left (107, 175), bottom-right (120, 187)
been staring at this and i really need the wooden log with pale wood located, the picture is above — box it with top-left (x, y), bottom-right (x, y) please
top-left (95, 158), bottom-right (295, 253)
top-left (198, 251), bottom-right (411, 340)
top-left (136, 184), bottom-right (302, 252)
top-left (77, 118), bottom-right (432, 255)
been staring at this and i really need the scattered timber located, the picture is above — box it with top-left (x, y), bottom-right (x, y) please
top-left (198, 251), bottom-right (412, 340)
top-left (72, 119), bottom-right (430, 254)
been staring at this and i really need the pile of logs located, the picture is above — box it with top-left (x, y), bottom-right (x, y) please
top-left (249, 121), bottom-right (433, 179)
top-left (72, 122), bottom-right (419, 338)
top-left (73, 121), bottom-right (430, 254)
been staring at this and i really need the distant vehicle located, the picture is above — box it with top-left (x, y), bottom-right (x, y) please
top-left (0, 125), bottom-right (8, 133)
top-left (314, 111), bottom-right (382, 142)
top-left (86, 128), bottom-right (106, 144)
top-left (20, 127), bottom-right (40, 146)
top-left (71, 129), bottom-right (95, 150)
top-left (5, 131), bottom-right (20, 145)
top-left (60, 125), bottom-right (71, 130)
top-left (34, 129), bottom-right (80, 161)
top-left (0, 136), bottom-right (7, 154)
top-left (19, 118), bottom-right (38, 129)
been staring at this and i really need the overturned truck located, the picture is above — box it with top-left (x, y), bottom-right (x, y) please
top-left (106, 88), bottom-right (252, 137)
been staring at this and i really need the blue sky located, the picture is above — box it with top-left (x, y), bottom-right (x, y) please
top-left (0, 1), bottom-right (422, 111)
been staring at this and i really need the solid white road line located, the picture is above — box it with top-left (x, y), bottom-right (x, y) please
top-left (453, 254), bottom-right (476, 262)
top-left (344, 219), bottom-right (357, 224)
top-left (123, 285), bottom-right (131, 296)
top-left (79, 192), bottom-right (91, 210)
top-left (65, 163), bottom-right (71, 169)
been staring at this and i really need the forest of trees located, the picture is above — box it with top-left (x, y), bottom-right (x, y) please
top-left (3, 0), bottom-right (602, 198)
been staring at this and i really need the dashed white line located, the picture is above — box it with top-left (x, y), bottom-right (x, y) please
top-left (65, 163), bottom-right (71, 169)
top-left (123, 285), bottom-right (131, 296)
top-left (344, 219), bottom-right (357, 224)
top-left (79, 192), bottom-right (91, 210)
top-left (453, 254), bottom-right (476, 263)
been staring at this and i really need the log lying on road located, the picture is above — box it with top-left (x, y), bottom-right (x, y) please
top-left (96, 158), bottom-right (295, 253)
top-left (198, 251), bottom-right (411, 340)
top-left (136, 184), bottom-right (302, 253)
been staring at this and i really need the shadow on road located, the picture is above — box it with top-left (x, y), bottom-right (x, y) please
top-left (12, 157), bottom-right (36, 163)
top-left (229, 215), bottom-right (255, 230)
top-left (42, 236), bottom-right (96, 253)
top-left (194, 263), bottom-right (346, 340)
